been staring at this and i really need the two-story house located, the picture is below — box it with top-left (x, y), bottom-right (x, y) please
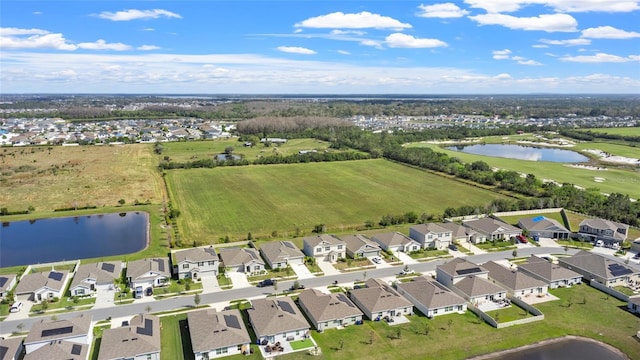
top-left (436, 258), bottom-right (506, 306)
top-left (302, 235), bottom-right (346, 263)
top-left (578, 218), bottom-right (629, 246)
top-left (126, 258), bottom-right (170, 290)
top-left (409, 223), bottom-right (453, 250)
top-left (173, 247), bottom-right (219, 280)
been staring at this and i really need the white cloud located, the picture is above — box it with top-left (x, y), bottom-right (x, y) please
top-left (360, 39), bottom-right (384, 48)
top-left (0, 33), bottom-right (78, 50)
top-left (33, 11), bottom-right (43, 15)
top-left (97, 9), bottom-right (182, 21)
top-left (581, 26), bottom-right (640, 39)
top-left (494, 73), bottom-right (512, 80)
top-left (532, 44), bottom-right (549, 48)
top-left (517, 59), bottom-right (543, 65)
top-left (417, 3), bottom-right (470, 18)
top-left (337, 50), bottom-right (351, 55)
top-left (138, 45), bottom-right (161, 51)
top-left (469, 13), bottom-right (577, 32)
top-left (295, 11), bottom-right (412, 30)
top-left (492, 49), bottom-right (511, 59)
top-left (77, 39), bottom-right (131, 51)
top-left (560, 52), bottom-right (640, 63)
top-left (277, 46), bottom-right (317, 55)
top-left (539, 38), bottom-right (591, 46)
top-left (331, 30), bottom-right (366, 36)
top-left (385, 33), bottom-right (448, 48)
top-left (464, 0), bottom-right (640, 13)
top-left (142, 27), bottom-right (155, 32)
top-left (1, 27), bottom-right (49, 35)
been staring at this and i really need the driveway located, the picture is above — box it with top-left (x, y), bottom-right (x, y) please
top-left (4, 295), bottom-right (35, 321)
top-left (93, 286), bottom-right (116, 309)
top-left (291, 263), bottom-right (315, 279)
top-left (461, 240), bottom-right (486, 255)
top-left (226, 272), bottom-right (251, 289)
top-left (590, 246), bottom-right (618, 257)
top-left (200, 274), bottom-right (220, 293)
top-left (537, 237), bottom-right (561, 248)
top-left (316, 260), bottom-right (340, 276)
top-left (395, 251), bottom-right (418, 265)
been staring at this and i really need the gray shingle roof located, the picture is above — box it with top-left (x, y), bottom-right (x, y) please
top-left (70, 262), bottom-right (121, 289)
top-left (298, 289), bottom-right (363, 324)
top-left (24, 341), bottom-right (88, 360)
top-left (187, 309), bottom-right (250, 353)
top-left (126, 258), bottom-right (170, 280)
top-left (463, 218), bottom-right (521, 236)
top-left (97, 314), bottom-right (160, 360)
top-left (629, 296), bottom-right (640, 306)
top-left (349, 279), bottom-right (412, 313)
top-left (219, 247), bottom-right (264, 267)
top-left (410, 223), bottom-right (450, 236)
top-left (437, 258), bottom-right (488, 278)
top-left (440, 222), bottom-right (474, 239)
top-left (454, 276), bottom-right (505, 298)
top-left (174, 247), bottom-right (218, 264)
top-left (579, 218), bottom-right (629, 241)
top-left (259, 241), bottom-right (304, 265)
top-left (0, 274), bottom-right (16, 293)
top-left (25, 314), bottom-right (92, 344)
top-left (15, 270), bottom-right (69, 294)
top-left (0, 336), bottom-right (24, 360)
top-left (303, 234), bottom-right (344, 248)
top-left (247, 297), bottom-right (309, 337)
top-left (559, 251), bottom-right (637, 280)
top-left (518, 217), bottom-right (570, 233)
top-left (518, 255), bottom-right (582, 283)
top-left (371, 232), bottom-right (418, 248)
top-left (339, 234), bottom-right (380, 254)
top-left (397, 277), bottom-right (466, 309)
top-left (482, 261), bottom-right (546, 291)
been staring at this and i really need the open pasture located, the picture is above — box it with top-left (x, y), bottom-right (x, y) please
top-left (406, 143), bottom-right (640, 200)
top-left (166, 159), bottom-right (507, 242)
top-left (581, 127), bottom-right (640, 136)
top-left (0, 144), bottom-right (163, 212)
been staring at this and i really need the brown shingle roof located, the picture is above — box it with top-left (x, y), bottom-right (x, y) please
top-left (303, 234), bottom-right (344, 248)
top-left (126, 258), bottom-right (170, 280)
top-left (259, 241), bottom-right (304, 265)
top-left (70, 261), bottom-right (121, 289)
top-left (437, 258), bottom-right (488, 278)
top-left (247, 297), bottom-right (309, 338)
top-left (483, 261), bottom-right (546, 291)
top-left (454, 276), bottom-right (505, 298)
top-left (25, 314), bottom-right (92, 345)
top-left (339, 234), bottom-right (379, 254)
top-left (0, 336), bottom-right (24, 360)
top-left (24, 341), bottom-right (88, 360)
top-left (371, 232), bottom-right (418, 248)
top-left (518, 256), bottom-right (582, 282)
top-left (298, 289), bottom-right (363, 324)
top-left (219, 247), bottom-right (264, 267)
top-left (559, 251), bottom-right (637, 280)
top-left (15, 270), bottom-right (69, 294)
top-left (397, 277), bottom-right (466, 309)
top-left (349, 279), bottom-right (412, 313)
top-left (97, 314), bottom-right (160, 360)
top-left (174, 247), bottom-right (218, 264)
top-left (187, 309), bottom-right (250, 353)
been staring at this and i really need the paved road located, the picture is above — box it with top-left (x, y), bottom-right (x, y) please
top-left (1, 246), bottom-right (636, 336)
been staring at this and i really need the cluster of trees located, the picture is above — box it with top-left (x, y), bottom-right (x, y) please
top-left (235, 116), bottom-right (353, 136)
top-left (561, 129), bottom-right (640, 143)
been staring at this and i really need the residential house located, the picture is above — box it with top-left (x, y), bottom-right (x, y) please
top-left (409, 223), bottom-right (453, 250)
top-left (24, 314), bottom-right (92, 354)
top-left (302, 235), bottom-right (346, 263)
top-left (14, 270), bottom-right (70, 302)
top-left (173, 247), bottom-right (219, 280)
top-left (97, 314), bottom-right (160, 360)
top-left (518, 216), bottom-right (571, 240)
top-left (218, 247), bottom-right (265, 275)
top-left (370, 232), bottom-right (421, 253)
top-left (259, 241), bottom-right (305, 269)
top-left (396, 276), bottom-right (467, 318)
top-left (482, 261), bottom-right (549, 298)
top-left (440, 222), bottom-right (475, 243)
top-left (462, 218), bottom-right (522, 243)
top-left (0, 337), bottom-right (24, 360)
top-left (246, 297), bottom-right (311, 345)
top-left (578, 218), bottom-right (629, 246)
top-left (339, 234), bottom-right (381, 259)
top-left (436, 258), bottom-right (506, 305)
top-left (0, 274), bottom-right (17, 300)
top-left (297, 289), bottom-right (364, 331)
top-left (517, 255), bottom-right (582, 288)
top-left (69, 262), bottom-right (122, 297)
top-left (349, 278), bottom-right (413, 321)
top-left (187, 308), bottom-right (251, 359)
top-left (628, 296), bottom-right (640, 315)
top-left (558, 250), bottom-right (640, 286)
top-left (126, 258), bottom-right (170, 290)
top-left (24, 341), bottom-right (89, 360)
top-left (436, 258), bottom-right (489, 288)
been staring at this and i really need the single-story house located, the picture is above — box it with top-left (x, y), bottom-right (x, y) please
top-left (0, 274), bottom-right (17, 300)
top-left (452, 275), bottom-right (507, 306)
top-left (297, 288), bottom-right (364, 331)
top-left (409, 223), bottom-right (453, 250)
top-left (126, 258), bottom-right (170, 290)
top-left (396, 276), bottom-right (467, 318)
top-left (628, 296), bottom-right (640, 315)
top-left (0, 337), bottom-right (25, 360)
top-left (578, 218), bottom-right (629, 246)
top-left (482, 261), bottom-right (549, 298)
top-left (349, 278), bottom-right (413, 321)
top-left (15, 270), bottom-right (70, 302)
top-left (24, 314), bottom-right (92, 354)
top-left (247, 297), bottom-right (311, 345)
top-left (436, 258), bottom-right (489, 288)
top-left (97, 314), bottom-right (161, 360)
top-left (69, 261), bottom-right (122, 297)
top-left (517, 216), bottom-right (571, 239)
top-left (173, 247), bottom-right (219, 280)
top-left (339, 234), bottom-right (381, 259)
top-left (258, 241), bottom-right (305, 269)
top-left (462, 218), bottom-right (522, 243)
top-left (558, 250), bottom-right (640, 286)
top-left (302, 234), bottom-right (346, 263)
top-left (370, 232), bottom-right (421, 253)
top-left (187, 308), bottom-right (251, 359)
top-left (23, 341), bottom-right (89, 360)
top-left (218, 247), bottom-right (265, 275)
top-left (517, 255), bottom-right (582, 288)
top-left (439, 222), bottom-right (475, 243)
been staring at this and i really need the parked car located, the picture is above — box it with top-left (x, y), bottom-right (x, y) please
top-left (257, 279), bottom-right (276, 288)
top-left (135, 286), bottom-right (144, 299)
top-left (371, 256), bottom-right (382, 264)
top-left (289, 282), bottom-right (305, 291)
top-left (448, 244), bottom-right (459, 251)
top-left (633, 253), bottom-right (640, 259)
top-left (516, 235), bottom-right (528, 243)
top-left (145, 287), bottom-right (153, 296)
top-left (400, 268), bottom-right (415, 275)
top-left (9, 302), bottom-right (23, 313)
top-left (595, 240), bottom-right (604, 247)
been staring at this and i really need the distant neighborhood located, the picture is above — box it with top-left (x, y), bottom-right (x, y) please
top-left (2, 208), bottom-right (640, 359)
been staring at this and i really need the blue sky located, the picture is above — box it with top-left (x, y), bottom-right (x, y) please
top-left (1, 1), bottom-right (639, 93)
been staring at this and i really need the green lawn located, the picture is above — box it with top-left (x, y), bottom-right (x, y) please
top-left (166, 159), bottom-right (508, 242)
top-left (580, 127), bottom-right (640, 136)
top-left (290, 339), bottom-right (315, 350)
top-left (573, 141), bottom-right (640, 159)
top-left (30, 296), bottom-right (95, 313)
top-left (405, 143), bottom-right (640, 199)
top-left (408, 249), bottom-right (450, 259)
top-left (485, 303), bottom-right (535, 322)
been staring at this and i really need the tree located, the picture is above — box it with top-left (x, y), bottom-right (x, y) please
top-left (247, 232), bottom-right (253, 241)
top-left (40, 299), bottom-right (49, 313)
top-left (512, 249), bottom-right (518, 258)
top-left (224, 146), bottom-right (234, 155)
top-left (118, 199), bottom-right (125, 205)
top-left (312, 224), bottom-right (326, 233)
top-left (194, 293), bottom-right (201, 308)
top-left (273, 282), bottom-right (279, 297)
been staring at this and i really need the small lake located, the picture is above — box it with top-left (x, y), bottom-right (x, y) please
top-left (487, 338), bottom-right (627, 360)
top-left (0, 212), bottom-right (148, 268)
top-left (447, 144), bottom-right (589, 163)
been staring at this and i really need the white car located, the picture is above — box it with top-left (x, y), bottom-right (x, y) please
top-left (371, 256), bottom-right (382, 264)
top-left (9, 302), bottom-right (23, 313)
top-left (400, 269), bottom-right (415, 275)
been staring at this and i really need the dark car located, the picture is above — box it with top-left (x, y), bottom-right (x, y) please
top-left (448, 244), bottom-right (459, 251)
top-left (145, 287), bottom-right (153, 296)
top-left (257, 279), bottom-right (276, 287)
top-left (634, 253), bottom-right (640, 259)
top-left (290, 283), bottom-right (305, 291)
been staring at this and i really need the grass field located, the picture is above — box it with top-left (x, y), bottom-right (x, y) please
top-left (166, 159), bottom-right (508, 242)
top-left (160, 138), bottom-right (356, 163)
top-left (573, 141), bottom-right (640, 159)
top-left (580, 127), bottom-right (640, 136)
top-left (0, 144), bottom-right (163, 212)
top-left (406, 142), bottom-right (640, 199)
